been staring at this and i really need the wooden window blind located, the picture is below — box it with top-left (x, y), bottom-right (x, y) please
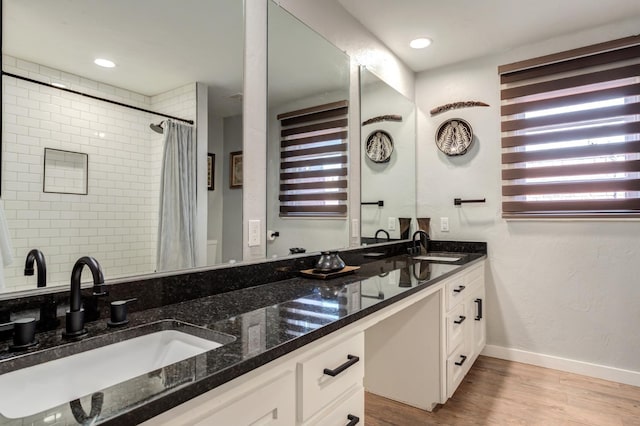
top-left (499, 35), bottom-right (640, 218)
top-left (278, 100), bottom-right (349, 217)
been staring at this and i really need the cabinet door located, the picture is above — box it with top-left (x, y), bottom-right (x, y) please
top-left (471, 284), bottom-right (486, 358)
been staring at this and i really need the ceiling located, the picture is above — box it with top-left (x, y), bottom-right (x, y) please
top-left (3, 0), bottom-right (244, 117)
top-left (338, 0), bottom-right (640, 72)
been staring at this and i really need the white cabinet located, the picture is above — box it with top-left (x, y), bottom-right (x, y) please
top-left (145, 331), bottom-right (364, 426)
top-left (443, 262), bottom-right (486, 399)
top-left (143, 369), bottom-right (296, 426)
top-left (297, 332), bottom-right (364, 422)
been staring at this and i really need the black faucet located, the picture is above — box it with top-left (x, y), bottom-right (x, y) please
top-left (374, 229), bottom-right (390, 242)
top-left (64, 256), bottom-right (106, 338)
top-left (24, 249), bottom-right (46, 288)
top-left (410, 230), bottom-right (430, 255)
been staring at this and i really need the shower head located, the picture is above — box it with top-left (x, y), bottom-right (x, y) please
top-left (150, 121), bottom-right (164, 134)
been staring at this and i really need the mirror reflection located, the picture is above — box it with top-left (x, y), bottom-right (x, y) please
top-left (360, 67), bottom-right (416, 244)
top-left (0, 0), bottom-right (244, 293)
top-left (266, 1), bottom-right (351, 258)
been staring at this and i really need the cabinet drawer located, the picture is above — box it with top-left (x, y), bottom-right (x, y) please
top-left (446, 344), bottom-right (469, 398)
top-left (446, 302), bottom-right (466, 356)
top-left (303, 385), bottom-right (364, 426)
top-left (445, 274), bottom-right (467, 310)
top-left (298, 332), bottom-right (364, 422)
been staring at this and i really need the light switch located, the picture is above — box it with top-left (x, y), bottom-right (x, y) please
top-left (388, 217), bottom-right (396, 231)
top-left (248, 219), bottom-right (260, 246)
top-left (440, 217), bottom-right (449, 232)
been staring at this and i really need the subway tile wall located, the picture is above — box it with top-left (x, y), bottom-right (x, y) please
top-left (1, 55), bottom-right (197, 292)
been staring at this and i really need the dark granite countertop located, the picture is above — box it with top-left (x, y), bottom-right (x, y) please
top-left (0, 249), bottom-right (485, 425)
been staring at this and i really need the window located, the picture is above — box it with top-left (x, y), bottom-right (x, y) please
top-left (499, 36), bottom-right (640, 218)
top-left (278, 100), bottom-right (349, 217)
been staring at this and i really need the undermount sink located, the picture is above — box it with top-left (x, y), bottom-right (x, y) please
top-left (413, 253), bottom-right (463, 262)
top-left (0, 320), bottom-right (235, 419)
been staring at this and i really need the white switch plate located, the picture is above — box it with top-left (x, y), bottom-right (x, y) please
top-left (440, 217), bottom-right (449, 232)
top-left (248, 219), bottom-right (260, 246)
top-left (388, 217), bottom-right (396, 231)
top-left (351, 219), bottom-right (360, 238)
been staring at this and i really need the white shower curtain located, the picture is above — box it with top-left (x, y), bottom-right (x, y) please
top-left (156, 120), bottom-right (197, 272)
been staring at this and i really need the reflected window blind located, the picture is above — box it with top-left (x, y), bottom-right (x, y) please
top-left (499, 36), bottom-right (640, 218)
top-left (278, 100), bottom-right (349, 217)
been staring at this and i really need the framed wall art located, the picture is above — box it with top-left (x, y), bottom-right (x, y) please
top-left (230, 151), bottom-right (243, 189)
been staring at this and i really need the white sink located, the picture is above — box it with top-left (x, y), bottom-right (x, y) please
top-left (0, 324), bottom-right (231, 419)
top-left (413, 255), bottom-right (461, 262)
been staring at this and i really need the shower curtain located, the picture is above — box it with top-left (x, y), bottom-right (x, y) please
top-left (156, 120), bottom-right (197, 272)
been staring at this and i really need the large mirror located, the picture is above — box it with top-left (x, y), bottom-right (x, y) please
top-left (360, 67), bottom-right (416, 244)
top-left (266, 1), bottom-right (351, 258)
top-left (0, 0), bottom-right (244, 293)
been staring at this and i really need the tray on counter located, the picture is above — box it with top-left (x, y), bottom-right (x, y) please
top-left (299, 265), bottom-right (360, 280)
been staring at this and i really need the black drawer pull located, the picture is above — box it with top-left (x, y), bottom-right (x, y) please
top-left (453, 285), bottom-right (466, 293)
top-left (346, 414), bottom-right (360, 425)
top-left (455, 355), bottom-right (468, 366)
top-left (324, 354), bottom-right (360, 377)
top-left (453, 315), bottom-right (466, 325)
top-left (475, 298), bottom-right (483, 320)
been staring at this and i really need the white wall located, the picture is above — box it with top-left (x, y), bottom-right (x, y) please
top-left (1, 55), bottom-right (197, 292)
top-left (415, 17), bottom-right (640, 379)
top-left (222, 115), bottom-right (244, 263)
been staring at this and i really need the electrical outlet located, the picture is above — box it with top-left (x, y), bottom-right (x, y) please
top-left (388, 217), bottom-right (396, 231)
top-left (248, 220), bottom-right (260, 246)
top-left (440, 217), bottom-right (450, 232)
top-left (352, 219), bottom-right (360, 238)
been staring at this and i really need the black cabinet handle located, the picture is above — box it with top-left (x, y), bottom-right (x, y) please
top-left (453, 315), bottom-right (466, 325)
top-left (346, 414), bottom-right (360, 425)
top-left (475, 298), bottom-right (483, 320)
top-left (453, 285), bottom-right (466, 293)
top-left (455, 355), bottom-right (468, 366)
top-left (323, 354), bottom-right (360, 377)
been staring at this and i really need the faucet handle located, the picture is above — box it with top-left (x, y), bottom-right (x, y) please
top-left (107, 298), bottom-right (137, 327)
top-left (0, 317), bottom-right (38, 351)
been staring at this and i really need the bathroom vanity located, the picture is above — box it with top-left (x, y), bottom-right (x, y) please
top-left (0, 242), bottom-right (486, 425)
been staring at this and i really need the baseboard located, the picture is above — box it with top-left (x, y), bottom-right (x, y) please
top-left (482, 345), bottom-right (640, 387)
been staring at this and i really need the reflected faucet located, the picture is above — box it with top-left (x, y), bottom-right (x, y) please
top-left (24, 249), bottom-right (46, 288)
top-left (411, 230), bottom-right (430, 255)
top-left (64, 256), bottom-right (106, 338)
top-left (374, 229), bottom-right (390, 242)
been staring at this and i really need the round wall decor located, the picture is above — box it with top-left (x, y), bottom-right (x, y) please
top-left (365, 130), bottom-right (394, 163)
top-left (435, 118), bottom-right (473, 156)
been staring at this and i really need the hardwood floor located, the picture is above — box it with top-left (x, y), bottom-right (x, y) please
top-left (365, 355), bottom-right (640, 425)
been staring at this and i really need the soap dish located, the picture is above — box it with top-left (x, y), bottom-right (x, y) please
top-left (300, 266), bottom-right (360, 280)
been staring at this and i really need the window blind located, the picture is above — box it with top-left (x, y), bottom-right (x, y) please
top-left (278, 100), bottom-right (349, 217)
top-left (499, 36), bottom-right (640, 218)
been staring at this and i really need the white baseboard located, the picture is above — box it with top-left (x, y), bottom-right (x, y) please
top-left (482, 345), bottom-right (640, 387)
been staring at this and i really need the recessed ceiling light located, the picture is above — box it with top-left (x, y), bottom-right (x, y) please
top-left (94, 58), bottom-right (116, 68)
top-left (51, 82), bottom-right (67, 89)
top-left (410, 38), bottom-right (432, 49)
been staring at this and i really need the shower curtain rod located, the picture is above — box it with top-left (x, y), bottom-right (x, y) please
top-left (1, 71), bottom-right (195, 125)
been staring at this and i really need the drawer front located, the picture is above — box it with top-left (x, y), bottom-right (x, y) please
top-left (446, 302), bottom-right (467, 356)
top-left (303, 385), bottom-right (364, 426)
top-left (445, 274), bottom-right (467, 310)
top-left (298, 332), bottom-right (365, 422)
top-left (446, 344), bottom-right (469, 398)
top-left (193, 370), bottom-right (295, 426)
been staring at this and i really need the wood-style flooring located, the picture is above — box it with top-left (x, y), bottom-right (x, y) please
top-left (365, 355), bottom-right (640, 425)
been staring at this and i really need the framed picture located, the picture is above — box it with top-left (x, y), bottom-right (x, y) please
top-left (230, 151), bottom-right (243, 189)
top-left (207, 153), bottom-right (215, 191)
